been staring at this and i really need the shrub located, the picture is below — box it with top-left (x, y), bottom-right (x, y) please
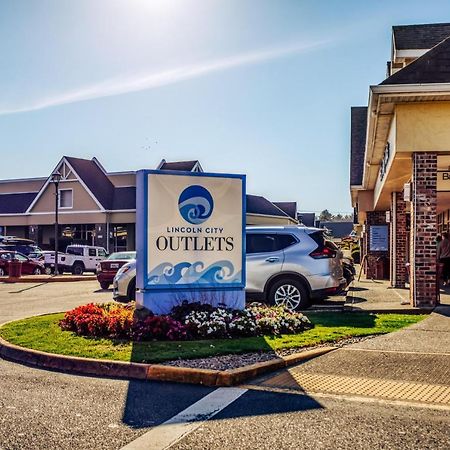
top-left (59, 301), bottom-right (313, 341)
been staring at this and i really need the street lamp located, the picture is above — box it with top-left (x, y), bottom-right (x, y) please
top-left (51, 171), bottom-right (62, 275)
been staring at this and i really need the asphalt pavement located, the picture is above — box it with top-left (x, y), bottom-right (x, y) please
top-left (1, 281), bottom-right (449, 450)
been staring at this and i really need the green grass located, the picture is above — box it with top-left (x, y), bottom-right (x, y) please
top-left (0, 312), bottom-right (426, 364)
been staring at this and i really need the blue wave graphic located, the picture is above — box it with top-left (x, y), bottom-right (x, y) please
top-left (178, 185), bottom-right (214, 224)
top-left (148, 260), bottom-right (241, 285)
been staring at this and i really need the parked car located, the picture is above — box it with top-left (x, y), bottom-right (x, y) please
top-left (45, 245), bottom-right (108, 275)
top-left (113, 226), bottom-right (345, 309)
top-left (342, 255), bottom-right (356, 286)
top-left (0, 250), bottom-right (46, 276)
top-left (245, 226), bottom-right (345, 310)
top-left (113, 260), bottom-right (136, 302)
top-left (97, 251), bottom-right (136, 290)
top-left (0, 244), bottom-right (43, 259)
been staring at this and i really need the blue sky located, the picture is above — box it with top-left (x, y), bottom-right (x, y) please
top-left (1, 0), bottom-right (450, 214)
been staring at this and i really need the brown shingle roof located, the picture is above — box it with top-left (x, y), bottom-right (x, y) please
top-left (393, 23), bottom-right (450, 50)
top-left (381, 36), bottom-right (450, 85)
top-left (159, 160), bottom-right (199, 171)
top-left (350, 107), bottom-right (367, 186)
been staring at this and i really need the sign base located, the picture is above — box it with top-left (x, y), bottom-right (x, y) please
top-left (136, 289), bottom-right (246, 315)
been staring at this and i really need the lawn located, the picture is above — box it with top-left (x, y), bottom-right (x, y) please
top-left (0, 312), bottom-right (426, 364)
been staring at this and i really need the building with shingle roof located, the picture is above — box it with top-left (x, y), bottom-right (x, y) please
top-left (350, 22), bottom-right (450, 308)
top-left (0, 156), bottom-right (297, 252)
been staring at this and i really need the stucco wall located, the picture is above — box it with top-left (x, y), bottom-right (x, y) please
top-left (397, 102), bottom-right (450, 152)
top-left (31, 180), bottom-right (100, 213)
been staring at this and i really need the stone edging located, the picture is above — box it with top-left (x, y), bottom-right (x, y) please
top-left (0, 335), bottom-right (335, 386)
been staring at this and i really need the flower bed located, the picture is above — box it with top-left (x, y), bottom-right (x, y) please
top-left (59, 301), bottom-right (313, 341)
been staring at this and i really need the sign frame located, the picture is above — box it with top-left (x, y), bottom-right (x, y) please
top-left (136, 169), bottom-right (246, 294)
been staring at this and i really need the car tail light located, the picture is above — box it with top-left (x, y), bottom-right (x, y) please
top-left (310, 245), bottom-right (336, 259)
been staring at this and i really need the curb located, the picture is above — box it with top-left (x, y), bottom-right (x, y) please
top-left (0, 335), bottom-right (335, 386)
top-left (0, 275), bottom-right (97, 283)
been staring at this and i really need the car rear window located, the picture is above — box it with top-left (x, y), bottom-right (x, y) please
top-left (246, 233), bottom-right (298, 254)
top-left (309, 231), bottom-right (337, 251)
top-left (67, 247), bottom-right (83, 256)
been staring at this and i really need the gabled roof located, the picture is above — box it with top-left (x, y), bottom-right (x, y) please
top-left (298, 212), bottom-right (316, 227)
top-left (319, 221), bottom-right (353, 238)
top-left (350, 107), bottom-right (367, 186)
top-left (0, 192), bottom-right (38, 214)
top-left (381, 36), bottom-right (450, 85)
top-left (158, 160), bottom-right (202, 171)
top-left (246, 194), bottom-right (290, 218)
top-left (65, 157), bottom-right (115, 209)
top-left (393, 23), bottom-right (450, 50)
top-left (273, 202), bottom-right (297, 220)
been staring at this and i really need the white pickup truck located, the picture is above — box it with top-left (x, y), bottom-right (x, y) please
top-left (44, 245), bottom-right (108, 275)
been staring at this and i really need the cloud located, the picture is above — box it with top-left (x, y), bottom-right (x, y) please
top-left (0, 39), bottom-right (329, 115)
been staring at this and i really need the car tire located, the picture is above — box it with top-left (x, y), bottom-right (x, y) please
top-left (44, 267), bottom-right (53, 275)
top-left (100, 281), bottom-right (110, 290)
top-left (0, 267), bottom-right (6, 276)
top-left (127, 278), bottom-right (136, 301)
top-left (33, 267), bottom-right (43, 275)
top-left (268, 278), bottom-right (310, 311)
top-left (72, 263), bottom-right (84, 275)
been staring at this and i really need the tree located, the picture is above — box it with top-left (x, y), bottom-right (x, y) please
top-left (319, 209), bottom-right (333, 221)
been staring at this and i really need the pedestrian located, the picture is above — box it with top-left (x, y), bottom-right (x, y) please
top-left (437, 232), bottom-right (450, 286)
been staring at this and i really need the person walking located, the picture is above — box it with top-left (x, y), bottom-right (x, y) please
top-left (437, 232), bottom-right (450, 286)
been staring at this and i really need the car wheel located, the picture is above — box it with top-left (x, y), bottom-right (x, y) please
top-left (44, 266), bottom-right (53, 275)
top-left (127, 278), bottom-right (136, 301)
top-left (72, 264), bottom-right (84, 275)
top-left (100, 281), bottom-right (110, 290)
top-left (0, 267), bottom-right (6, 276)
top-left (33, 267), bottom-right (43, 275)
top-left (268, 278), bottom-right (310, 311)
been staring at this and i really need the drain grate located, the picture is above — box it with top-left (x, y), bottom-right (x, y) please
top-left (260, 371), bottom-right (450, 405)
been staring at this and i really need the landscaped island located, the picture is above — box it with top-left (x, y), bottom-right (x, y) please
top-left (0, 301), bottom-right (426, 364)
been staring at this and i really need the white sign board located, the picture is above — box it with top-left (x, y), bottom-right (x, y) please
top-left (136, 170), bottom-right (246, 313)
top-left (370, 225), bottom-right (388, 251)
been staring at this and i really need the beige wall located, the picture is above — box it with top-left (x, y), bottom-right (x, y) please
top-left (31, 180), bottom-right (101, 213)
top-left (109, 212), bottom-right (136, 223)
top-left (0, 179), bottom-right (45, 194)
top-left (397, 102), bottom-right (450, 152)
top-left (108, 173), bottom-right (136, 187)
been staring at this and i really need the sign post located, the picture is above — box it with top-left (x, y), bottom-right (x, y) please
top-left (136, 170), bottom-right (246, 314)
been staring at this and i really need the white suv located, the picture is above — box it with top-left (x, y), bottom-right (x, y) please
top-left (113, 226), bottom-right (345, 310)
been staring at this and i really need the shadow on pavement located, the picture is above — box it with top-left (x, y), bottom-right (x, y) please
top-left (122, 380), bottom-right (214, 428)
top-left (345, 296), bottom-right (367, 304)
top-left (122, 378), bottom-right (323, 429)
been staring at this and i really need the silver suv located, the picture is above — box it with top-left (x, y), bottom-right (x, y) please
top-left (113, 226), bottom-right (345, 309)
top-left (246, 226), bottom-right (345, 310)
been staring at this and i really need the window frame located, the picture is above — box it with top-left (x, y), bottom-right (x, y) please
top-left (58, 188), bottom-right (73, 209)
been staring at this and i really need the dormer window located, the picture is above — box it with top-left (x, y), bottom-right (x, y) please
top-left (59, 189), bottom-right (73, 209)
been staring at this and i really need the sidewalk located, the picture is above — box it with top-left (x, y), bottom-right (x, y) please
top-left (345, 277), bottom-right (441, 313)
top-left (248, 307), bottom-right (450, 406)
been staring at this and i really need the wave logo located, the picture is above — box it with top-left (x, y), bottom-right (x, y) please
top-left (178, 185), bottom-right (214, 224)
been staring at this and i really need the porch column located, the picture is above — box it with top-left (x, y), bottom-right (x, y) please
top-left (390, 192), bottom-right (407, 288)
top-left (410, 153), bottom-right (438, 307)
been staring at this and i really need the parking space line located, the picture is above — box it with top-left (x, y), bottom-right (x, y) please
top-left (120, 387), bottom-right (247, 450)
